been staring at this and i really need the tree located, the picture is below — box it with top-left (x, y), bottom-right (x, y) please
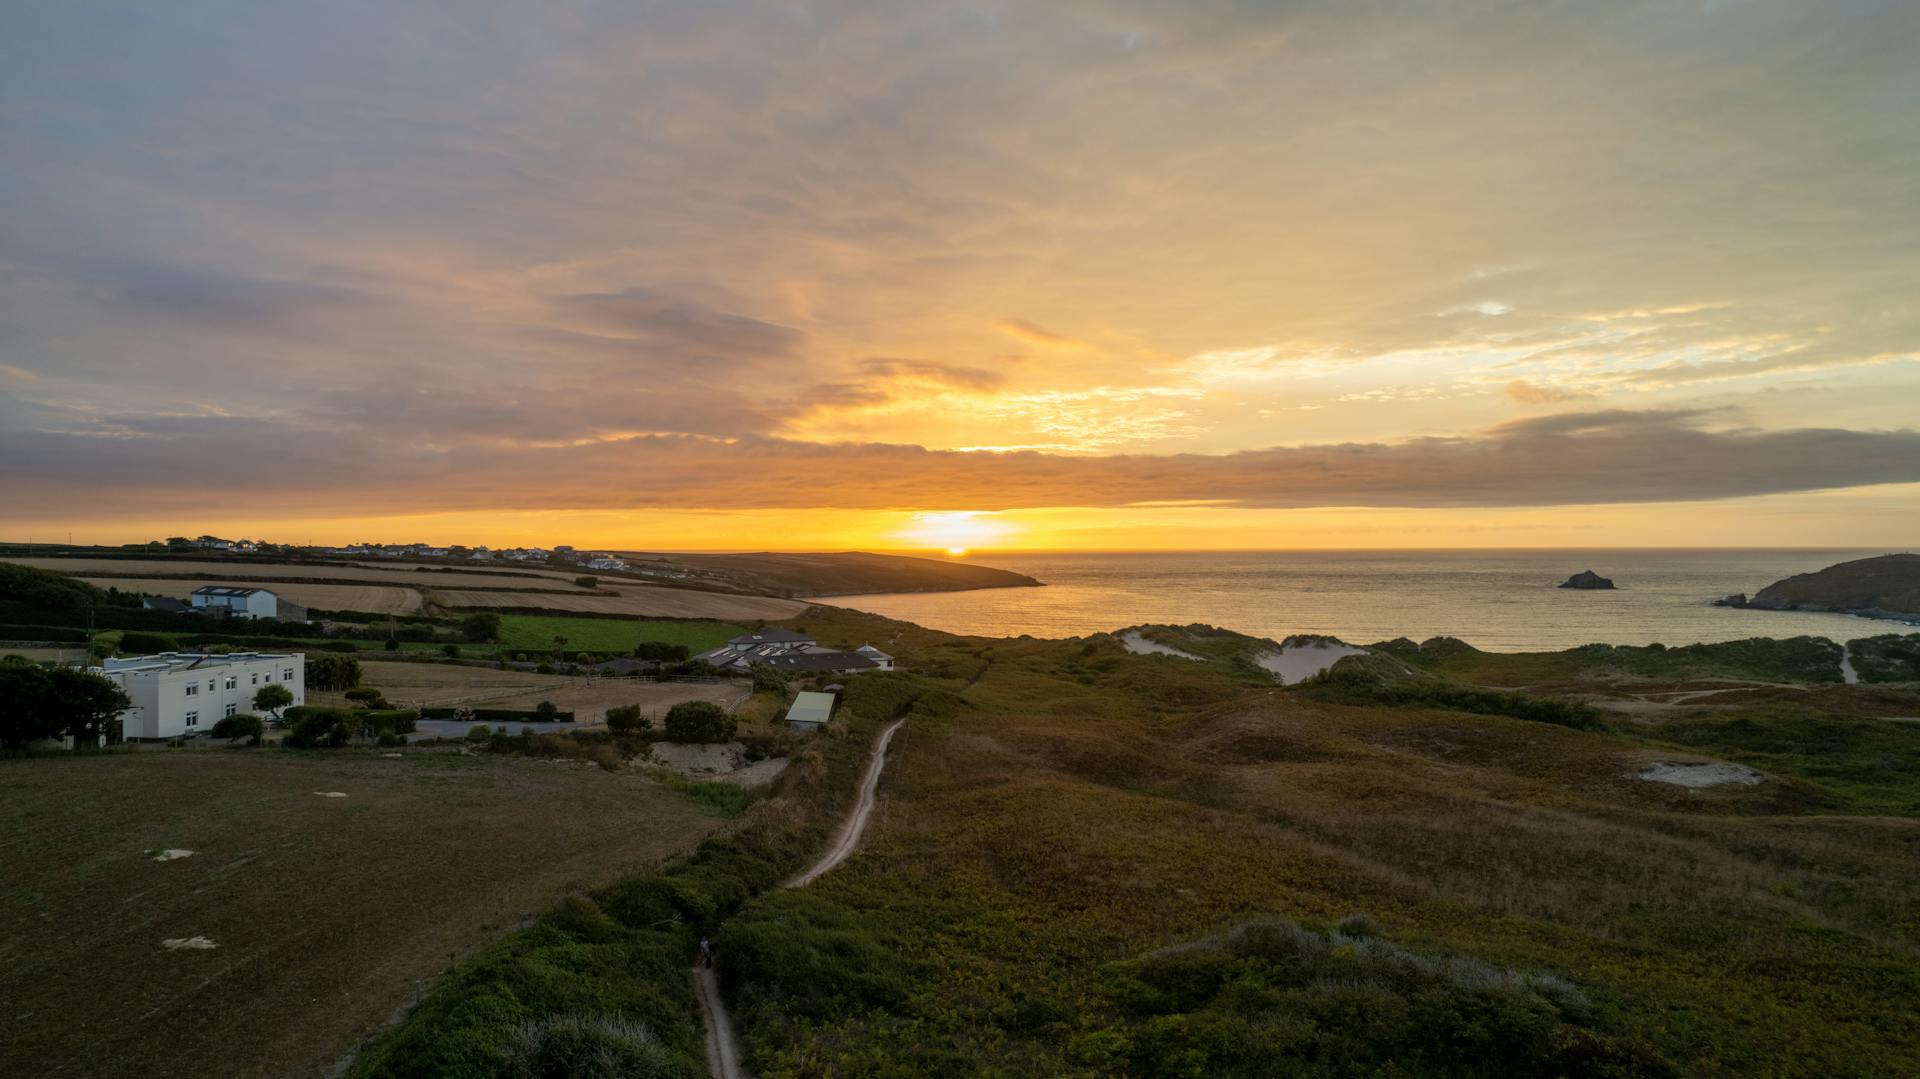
top-left (45, 666), bottom-right (132, 748)
top-left (634, 641), bottom-right (690, 663)
top-left (552, 635), bottom-right (569, 656)
top-left (0, 656), bottom-right (60, 748)
top-left (605, 704), bottom-right (645, 734)
top-left (749, 663), bottom-right (788, 694)
top-left (211, 712), bottom-right (264, 746)
top-left (458, 612), bottom-right (501, 642)
top-left (308, 654), bottom-right (363, 692)
top-left (441, 643), bottom-right (462, 658)
top-left (384, 637), bottom-right (400, 651)
top-left (534, 700), bottom-right (560, 722)
top-left (663, 700), bottom-right (735, 744)
top-left (252, 683), bottom-right (294, 720)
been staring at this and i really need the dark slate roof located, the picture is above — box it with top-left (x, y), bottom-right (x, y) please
top-left (142, 597), bottom-right (194, 612)
top-left (728, 629), bottom-right (814, 646)
top-left (765, 651), bottom-right (879, 672)
top-left (192, 585), bottom-right (264, 597)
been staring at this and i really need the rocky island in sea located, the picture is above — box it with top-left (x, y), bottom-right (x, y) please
top-left (1558, 569), bottom-right (1617, 590)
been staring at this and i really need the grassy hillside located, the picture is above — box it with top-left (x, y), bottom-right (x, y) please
top-left (616, 550), bottom-right (1042, 596)
top-left (699, 608), bottom-right (1920, 1076)
top-left (1747, 553), bottom-right (1920, 619)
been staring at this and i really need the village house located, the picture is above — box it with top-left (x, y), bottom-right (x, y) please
top-left (189, 585), bottom-right (306, 622)
top-left (96, 651), bottom-right (306, 741)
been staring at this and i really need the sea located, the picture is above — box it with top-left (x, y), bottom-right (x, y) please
top-left (832, 549), bottom-right (1909, 652)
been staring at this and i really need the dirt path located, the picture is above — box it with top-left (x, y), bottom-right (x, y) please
top-left (1840, 643), bottom-right (1860, 685)
top-left (696, 718), bottom-right (908, 1078)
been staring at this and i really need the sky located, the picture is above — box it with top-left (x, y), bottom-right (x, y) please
top-left (3, 1), bottom-right (1918, 552)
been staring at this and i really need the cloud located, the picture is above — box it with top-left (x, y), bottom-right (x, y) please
top-left (6, 409), bottom-right (1916, 517)
top-left (1506, 379), bottom-right (1597, 405)
top-left (997, 318), bottom-right (1091, 352)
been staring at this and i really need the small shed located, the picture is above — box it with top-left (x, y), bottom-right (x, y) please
top-left (784, 691), bottom-right (836, 732)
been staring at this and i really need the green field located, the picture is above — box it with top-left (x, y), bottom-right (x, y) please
top-left (494, 614), bottom-right (743, 654)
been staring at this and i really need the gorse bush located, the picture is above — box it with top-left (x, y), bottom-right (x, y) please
top-left (1310, 657), bottom-right (1603, 730)
top-left (1081, 920), bottom-right (1659, 1077)
top-left (501, 1013), bottom-right (674, 1079)
top-left (663, 700), bottom-right (734, 744)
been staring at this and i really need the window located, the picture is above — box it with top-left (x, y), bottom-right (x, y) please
top-left (251, 673), bottom-right (259, 685)
top-left (283, 668), bottom-right (295, 681)
top-left (224, 703), bottom-right (237, 717)
top-left (184, 711), bottom-right (199, 727)
top-left (224, 676), bottom-right (237, 690)
top-left (208, 679), bottom-right (216, 691)
top-left (184, 683), bottom-right (198, 697)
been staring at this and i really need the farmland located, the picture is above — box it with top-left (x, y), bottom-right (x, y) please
top-left (0, 749), bottom-right (726, 1079)
top-left (435, 587), bottom-right (805, 621)
top-left (494, 614), bottom-right (744, 655)
top-left (331, 658), bottom-right (745, 721)
top-left (5, 557), bottom-right (595, 590)
top-left (79, 577), bottom-right (425, 615)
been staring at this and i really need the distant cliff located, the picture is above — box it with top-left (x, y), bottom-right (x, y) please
top-left (614, 550), bottom-right (1042, 597)
top-left (1717, 554), bottom-right (1920, 623)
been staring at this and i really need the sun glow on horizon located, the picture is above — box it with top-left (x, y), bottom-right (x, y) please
top-left (895, 511), bottom-right (1012, 555)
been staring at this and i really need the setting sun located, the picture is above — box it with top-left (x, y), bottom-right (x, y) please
top-left (895, 511), bottom-right (1010, 555)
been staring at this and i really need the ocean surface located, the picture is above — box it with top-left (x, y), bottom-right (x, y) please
top-left (833, 549), bottom-right (1906, 652)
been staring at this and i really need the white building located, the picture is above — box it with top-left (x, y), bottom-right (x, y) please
top-left (692, 630), bottom-right (881, 674)
top-left (855, 644), bottom-right (894, 670)
top-left (587, 556), bottom-right (627, 571)
top-left (190, 585), bottom-right (288, 620)
top-left (96, 652), bottom-right (306, 741)
top-left (784, 691), bottom-right (836, 732)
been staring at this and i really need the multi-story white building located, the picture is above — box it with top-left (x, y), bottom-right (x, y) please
top-left (96, 652), bottom-right (306, 741)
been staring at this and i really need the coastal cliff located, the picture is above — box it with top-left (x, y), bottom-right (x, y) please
top-left (1715, 553), bottom-right (1920, 623)
top-left (618, 550), bottom-right (1042, 597)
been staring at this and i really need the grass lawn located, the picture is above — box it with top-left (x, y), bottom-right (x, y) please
top-left (0, 748), bottom-right (723, 1079)
top-left (494, 613), bottom-right (742, 654)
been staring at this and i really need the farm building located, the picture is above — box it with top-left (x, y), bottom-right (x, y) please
top-left (784, 691), bottom-right (836, 732)
top-left (693, 630), bottom-right (880, 674)
top-left (189, 585), bottom-right (305, 621)
top-left (96, 651), bottom-right (305, 741)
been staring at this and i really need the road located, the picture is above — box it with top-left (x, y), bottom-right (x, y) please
top-left (696, 718), bottom-right (908, 1078)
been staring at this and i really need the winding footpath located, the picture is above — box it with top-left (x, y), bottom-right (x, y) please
top-left (1840, 642), bottom-right (1860, 685)
top-left (695, 718), bottom-right (909, 1079)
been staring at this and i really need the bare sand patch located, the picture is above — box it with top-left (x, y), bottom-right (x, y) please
top-left (161, 937), bottom-right (217, 951)
top-left (1120, 630), bottom-right (1204, 661)
top-left (150, 849), bottom-right (194, 862)
top-left (1637, 761), bottom-right (1764, 788)
top-left (1256, 640), bottom-right (1369, 685)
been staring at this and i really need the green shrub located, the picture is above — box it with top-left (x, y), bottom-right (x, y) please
top-left (0, 624), bottom-right (90, 643)
top-left (210, 712), bottom-right (264, 746)
top-left (664, 700), bottom-right (734, 744)
top-left (605, 704), bottom-right (644, 735)
top-left (118, 631), bottom-right (177, 654)
top-left (284, 707), bottom-right (358, 748)
top-left (440, 642), bottom-right (461, 658)
top-left (534, 700), bottom-right (560, 722)
top-left (344, 687), bottom-right (391, 709)
top-left (465, 724), bottom-right (492, 743)
top-left (501, 1012), bottom-right (673, 1078)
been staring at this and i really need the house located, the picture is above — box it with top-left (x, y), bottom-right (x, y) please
top-left (189, 585), bottom-right (305, 622)
top-left (96, 651), bottom-right (305, 741)
top-left (691, 630), bottom-right (880, 674)
top-left (784, 691), bottom-right (836, 732)
top-left (587, 556), bottom-right (627, 571)
top-left (142, 597), bottom-right (195, 614)
top-left (855, 644), bottom-right (894, 670)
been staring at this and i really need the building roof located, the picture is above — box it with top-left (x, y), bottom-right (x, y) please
top-left (855, 644), bottom-right (892, 659)
top-left (785, 691), bottom-right (836, 727)
top-left (142, 597), bottom-right (194, 613)
top-left (764, 651), bottom-right (878, 672)
top-left (100, 650), bottom-right (297, 674)
top-left (191, 585), bottom-right (268, 597)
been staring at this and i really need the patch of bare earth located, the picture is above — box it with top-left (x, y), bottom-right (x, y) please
top-left (0, 750), bottom-right (723, 1079)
